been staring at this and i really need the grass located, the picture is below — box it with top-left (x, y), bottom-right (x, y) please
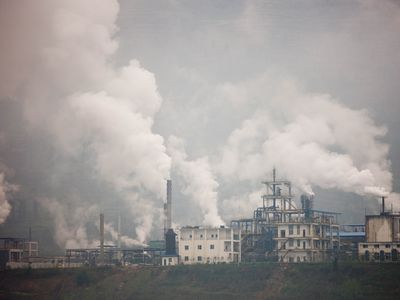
top-left (0, 262), bottom-right (399, 299)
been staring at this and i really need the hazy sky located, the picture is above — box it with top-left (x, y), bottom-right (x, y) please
top-left (0, 0), bottom-right (399, 251)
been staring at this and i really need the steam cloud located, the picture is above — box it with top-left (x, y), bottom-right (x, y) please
top-left (0, 173), bottom-right (16, 224)
top-left (0, 0), bottom-right (170, 246)
top-left (168, 136), bottom-right (224, 226)
top-left (217, 78), bottom-right (399, 213)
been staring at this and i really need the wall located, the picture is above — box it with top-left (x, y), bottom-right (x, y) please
top-left (366, 216), bottom-right (393, 242)
top-left (178, 227), bottom-right (240, 264)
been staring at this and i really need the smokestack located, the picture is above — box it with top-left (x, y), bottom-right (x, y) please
top-left (164, 180), bottom-right (172, 235)
top-left (167, 179), bottom-right (172, 229)
top-left (381, 196), bottom-right (385, 214)
top-left (100, 213), bottom-right (104, 265)
top-left (117, 215), bottom-right (121, 261)
top-left (117, 215), bottom-right (121, 249)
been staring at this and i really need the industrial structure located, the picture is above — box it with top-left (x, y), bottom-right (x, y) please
top-left (0, 237), bottom-right (39, 269)
top-left (231, 169), bottom-right (340, 263)
top-left (339, 224), bottom-right (365, 260)
top-left (5, 172), bottom-right (400, 269)
top-left (358, 197), bottom-right (400, 262)
top-left (178, 226), bottom-right (241, 264)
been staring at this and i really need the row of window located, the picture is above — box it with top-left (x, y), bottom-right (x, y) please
top-left (187, 234), bottom-right (219, 239)
top-left (361, 244), bottom-right (400, 249)
top-left (281, 227), bottom-right (307, 238)
top-left (287, 256), bottom-right (308, 263)
top-left (281, 240), bottom-right (307, 250)
top-left (184, 244), bottom-right (215, 250)
top-left (183, 256), bottom-right (226, 262)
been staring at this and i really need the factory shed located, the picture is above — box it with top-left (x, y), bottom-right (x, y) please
top-left (359, 198), bottom-right (400, 262)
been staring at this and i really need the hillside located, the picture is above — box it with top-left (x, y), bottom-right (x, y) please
top-left (0, 263), bottom-right (399, 300)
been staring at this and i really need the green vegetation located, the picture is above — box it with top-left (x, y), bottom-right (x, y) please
top-left (0, 263), bottom-right (399, 299)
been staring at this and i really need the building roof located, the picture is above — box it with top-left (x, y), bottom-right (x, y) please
top-left (339, 232), bottom-right (365, 237)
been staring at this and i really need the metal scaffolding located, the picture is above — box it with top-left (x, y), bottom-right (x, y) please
top-left (231, 169), bottom-right (340, 262)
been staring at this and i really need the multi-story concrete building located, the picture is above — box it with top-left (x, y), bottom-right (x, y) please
top-left (178, 226), bottom-right (241, 264)
top-left (275, 219), bottom-right (339, 263)
top-left (231, 169), bottom-right (340, 263)
top-left (358, 198), bottom-right (400, 262)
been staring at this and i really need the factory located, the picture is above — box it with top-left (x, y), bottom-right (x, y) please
top-left (231, 169), bottom-right (340, 263)
top-left (2, 170), bottom-right (399, 269)
top-left (358, 197), bottom-right (400, 262)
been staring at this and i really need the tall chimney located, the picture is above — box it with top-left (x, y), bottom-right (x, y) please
top-left (117, 215), bottom-right (121, 249)
top-left (381, 196), bottom-right (385, 214)
top-left (117, 215), bottom-right (121, 261)
top-left (100, 213), bottom-right (104, 265)
top-left (167, 180), bottom-right (172, 229)
top-left (164, 180), bottom-right (172, 235)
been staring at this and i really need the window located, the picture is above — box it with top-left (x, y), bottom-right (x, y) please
top-left (198, 245), bottom-right (202, 250)
top-left (200, 234), bottom-right (203, 238)
top-left (215, 234), bottom-right (218, 238)
top-left (303, 242), bottom-right (306, 249)
top-left (211, 234), bottom-right (214, 238)
top-left (297, 225), bottom-right (300, 235)
top-left (303, 229), bottom-right (306, 237)
top-left (210, 244), bottom-right (214, 250)
top-left (303, 256), bottom-right (307, 262)
top-left (289, 257), bottom-right (294, 263)
top-left (289, 225), bottom-right (294, 235)
top-left (362, 244), bottom-right (368, 248)
top-left (184, 245), bottom-right (189, 250)
top-left (297, 240), bottom-right (300, 247)
top-left (233, 234), bottom-right (240, 240)
top-left (197, 256), bottom-right (202, 262)
top-left (297, 256), bottom-right (301, 262)
top-left (280, 230), bottom-right (286, 238)
top-left (184, 256), bottom-right (189, 261)
top-left (168, 258), bottom-right (172, 263)
top-left (288, 239), bottom-right (294, 247)
top-left (189, 234), bottom-right (192, 239)
top-left (374, 244), bottom-right (379, 248)
top-left (386, 244), bottom-right (391, 248)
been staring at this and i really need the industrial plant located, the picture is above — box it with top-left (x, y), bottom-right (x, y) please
top-left (231, 169), bottom-right (340, 263)
top-left (0, 170), bottom-right (398, 270)
top-left (358, 197), bottom-right (400, 262)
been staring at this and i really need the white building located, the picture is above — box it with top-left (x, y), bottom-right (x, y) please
top-left (276, 221), bottom-right (339, 263)
top-left (161, 255), bottom-right (179, 266)
top-left (178, 226), bottom-right (241, 264)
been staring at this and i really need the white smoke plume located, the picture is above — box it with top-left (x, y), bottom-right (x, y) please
top-left (0, 173), bottom-right (18, 224)
top-left (38, 198), bottom-right (99, 249)
top-left (168, 136), bottom-right (224, 226)
top-left (0, 0), bottom-right (170, 246)
top-left (217, 78), bottom-right (399, 212)
top-left (104, 223), bottom-right (146, 248)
